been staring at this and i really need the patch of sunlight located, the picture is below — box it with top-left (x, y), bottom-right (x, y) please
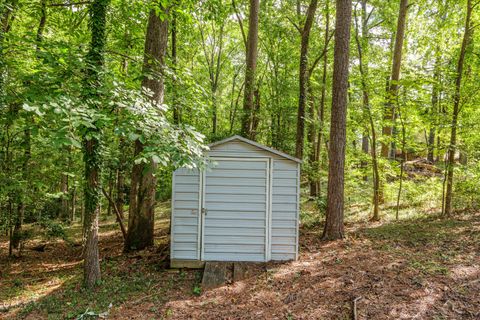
top-left (37, 260), bottom-right (82, 273)
top-left (98, 230), bottom-right (119, 238)
top-left (231, 281), bottom-right (247, 293)
top-left (3, 273), bottom-right (78, 307)
top-left (450, 265), bottom-right (479, 280)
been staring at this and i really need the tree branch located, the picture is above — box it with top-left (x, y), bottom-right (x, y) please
top-left (232, 0), bottom-right (247, 48)
top-left (287, 16), bottom-right (302, 34)
top-left (308, 31), bottom-right (334, 76)
top-left (49, 1), bottom-right (91, 7)
top-left (101, 188), bottom-right (127, 240)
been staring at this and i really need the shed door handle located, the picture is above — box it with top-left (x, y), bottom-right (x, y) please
top-left (201, 208), bottom-right (208, 215)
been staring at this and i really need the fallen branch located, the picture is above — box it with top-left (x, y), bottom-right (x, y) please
top-left (101, 188), bottom-right (127, 240)
top-left (352, 296), bottom-right (362, 320)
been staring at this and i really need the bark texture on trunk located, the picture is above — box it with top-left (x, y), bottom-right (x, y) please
top-left (241, 0), bottom-right (259, 140)
top-left (322, 0), bottom-right (352, 240)
top-left (125, 5), bottom-right (168, 251)
top-left (82, 0), bottom-right (109, 288)
top-left (444, 0), bottom-right (472, 216)
top-left (295, 0), bottom-right (318, 159)
top-left (381, 0), bottom-right (408, 158)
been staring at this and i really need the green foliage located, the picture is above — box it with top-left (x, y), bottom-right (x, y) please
top-left (38, 219), bottom-right (67, 240)
top-left (452, 162), bottom-right (480, 211)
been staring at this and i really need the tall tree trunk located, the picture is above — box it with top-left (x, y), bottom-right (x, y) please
top-left (171, 10), bottom-right (180, 124)
top-left (241, 0), bottom-right (259, 139)
top-left (295, 0), bottom-right (318, 159)
top-left (444, 0), bottom-right (473, 216)
top-left (307, 84), bottom-right (318, 197)
top-left (322, 0), bottom-right (352, 240)
top-left (115, 139), bottom-right (126, 220)
top-left (354, 0), bottom-right (380, 221)
top-left (71, 186), bottom-right (76, 221)
top-left (381, 0), bottom-right (408, 158)
top-left (316, 0), bottom-right (330, 196)
top-left (107, 170), bottom-right (113, 216)
top-left (199, 21), bottom-right (224, 136)
top-left (359, 0), bottom-right (369, 177)
top-left (60, 173), bottom-right (69, 220)
top-left (82, 0), bottom-right (109, 288)
top-left (35, 0), bottom-right (46, 55)
top-left (396, 110), bottom-right (406, 220)
top-left (125, 4), bottom-right (168, 251)
top-left (251, 88), bottom-right (261, 140)
top-left (12, 127), bottom-right (30, 249)
top-left (428, 51), bottom-right (440, 163)
top-left (12, 0), bottom-right (39, 248)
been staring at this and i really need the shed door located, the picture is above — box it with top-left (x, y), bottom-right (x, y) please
top-left (201, 158), bottom-right (270, 262)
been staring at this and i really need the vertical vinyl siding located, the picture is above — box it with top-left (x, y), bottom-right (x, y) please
top-left (271, 159), bottom-right (299, 261)
top-left (171, 168), bottom-right (200, 260)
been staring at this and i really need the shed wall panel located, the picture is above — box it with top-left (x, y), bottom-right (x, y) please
top-left (171, 168), bottom-right (200, 260)
top-left (271, 159), bottom-right (299, 261)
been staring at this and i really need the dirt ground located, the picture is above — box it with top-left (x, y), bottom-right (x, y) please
top-left (1, 211), bottom-right (479, 320)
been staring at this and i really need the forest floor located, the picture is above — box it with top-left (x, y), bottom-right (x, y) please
top-left (1, 203), bottom-right (479, 320)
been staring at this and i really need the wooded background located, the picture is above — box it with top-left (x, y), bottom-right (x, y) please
top-left (1, 0), bottom-right (479, 287)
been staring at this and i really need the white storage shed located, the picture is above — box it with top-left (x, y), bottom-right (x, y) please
top-left (170, 135), bottom-right (301, 268)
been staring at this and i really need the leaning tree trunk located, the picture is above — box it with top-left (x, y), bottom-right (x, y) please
top-left (295, 0), bottom-right (318, 160)
top-left (444, 0), bottom-right (473, 216)
top-left (322, 0), bottom-right (352, 241)
top-left (381, 0), bottom-right (408, 159)
top-left (125, 5), bottom-right (168, 252)
top-left (82, 0), bottom-right (109, 288)
top-left (241, 0), bottom-right (259, 139)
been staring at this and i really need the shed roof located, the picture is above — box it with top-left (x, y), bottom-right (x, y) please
top-left (208, 135), bottom-right (302, 163)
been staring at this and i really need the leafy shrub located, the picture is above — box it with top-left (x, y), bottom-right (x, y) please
top-left (453, 163), bottom-right (480, 211)
top-left (38, 219), bottom-right (67, 240)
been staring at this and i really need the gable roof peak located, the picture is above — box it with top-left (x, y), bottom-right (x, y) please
top-left (208, 135), bottom-right (302, 163)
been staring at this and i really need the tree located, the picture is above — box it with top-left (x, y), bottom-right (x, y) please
top-left (444, 0), bottom-right (474, 216)
top-left (82, 0), bottom-right (110, 288)
top-left (381, 0), bottom-right (408, 159)
top-left (125, 3), bottom-right (169, 251)
top-left (354, 0), bottom-right (380, 221)
top-left (198, 4), bottom-right (227, 136)
top-left (312, 0), bottom-right (331, 197)
top-left (307, 0), bottom-right (332, 197)
top-left (322, 0), bottom-right (352, 240)
top-left (241, 0), bottom-right (259, 140)
top-left (295, 0), bottom-right (318, 160)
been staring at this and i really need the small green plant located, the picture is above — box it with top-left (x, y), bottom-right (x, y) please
top-left (192, 285), bottom-right (202, 296)
top-left (12, 278), bottom-right (23, 287)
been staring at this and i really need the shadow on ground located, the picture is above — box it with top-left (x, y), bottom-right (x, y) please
top-left (1, 211), bottom-right (479, 319)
